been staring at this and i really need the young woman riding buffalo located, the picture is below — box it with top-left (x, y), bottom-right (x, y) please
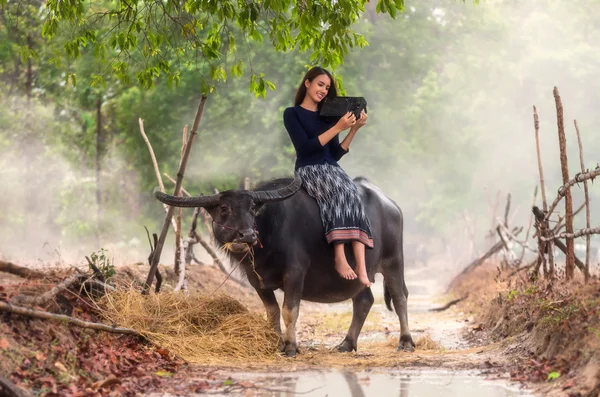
top-left (283, 66), bottom-right (372, 288)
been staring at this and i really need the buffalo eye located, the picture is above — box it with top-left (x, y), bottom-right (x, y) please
top-left (220, 205), bottom-right (229, 215)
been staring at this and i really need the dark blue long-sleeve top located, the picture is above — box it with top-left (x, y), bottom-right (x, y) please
top-left (283, 105), bottom-right (349, 170)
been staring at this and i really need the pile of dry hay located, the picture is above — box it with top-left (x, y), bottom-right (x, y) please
top-left (97, 291), bottom-right (280, 364)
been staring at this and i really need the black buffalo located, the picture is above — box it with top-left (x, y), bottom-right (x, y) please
top-left (155, 174), bottom-right (415, 357)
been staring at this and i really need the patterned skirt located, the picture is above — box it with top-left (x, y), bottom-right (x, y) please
top-left (297, 163), bottom-right (374, 248)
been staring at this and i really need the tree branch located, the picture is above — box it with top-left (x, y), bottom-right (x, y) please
top-left (0, 260), bottom-right (44, 279)
top-left (0, 376), bottom-right (33, 397)
top-left (138, 118), bottom-right (165, 192)
top-left (0, 301), bottom-right (139, 336)
top-left (497, 222), bottom-right (534, 252)
top-left (10, 273), bottom-right (89, 306)
top-left (543, 227), bottom-right (600, 241)
top-left (545, 168), bottom-right (600, 222)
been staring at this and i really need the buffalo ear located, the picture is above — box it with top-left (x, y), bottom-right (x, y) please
top-left (254, 202), bottom-right (267, 216)
top-left (202, 204), bottom-right (219, 219)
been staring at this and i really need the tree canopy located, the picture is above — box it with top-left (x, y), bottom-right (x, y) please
top-left (37, 0), bottom-right (405, 94)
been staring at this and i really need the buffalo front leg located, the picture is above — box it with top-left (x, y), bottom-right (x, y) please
top-left (281, 272), bottom-right (304, 358)
top-left (256, 289), bottom-right (282, 340)
top-left (337, 287), bottom-right (374, 352)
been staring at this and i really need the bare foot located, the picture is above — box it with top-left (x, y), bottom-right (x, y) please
top-left (356, 269), bottom-right (371, 288)
top-left (335, 259), bottom-right (357, 280)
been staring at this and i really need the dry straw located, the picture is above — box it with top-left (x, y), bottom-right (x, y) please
top-left (97, 290), bottom-right (280, 364)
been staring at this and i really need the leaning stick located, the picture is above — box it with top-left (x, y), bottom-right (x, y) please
top-left (139, 120), bottom-right (182, 237)
top-left (533, 106), bottom-right (552, 277)
top-left (139, 119), bottom-right (192, 293)
top-left (174, 126), bottom-right (189, 292)
top-left (11, 273), bottom-right (88, 306)
top-left (518, 186), bottom-right (538, 266)
top-left (574, 119), bottom-right (591, 282)
top-left (533, 207), bottom-right (586, 272)
top-left (497, 222), bottom-right (534, 252)
top-left (145, 95), bottom-right (208, 293)
top-left (163, 172), bottom-right (192, 197)
top-left (0, 301), bottom-right (139, 336)
top-left (163, 172), bottom-right (228, 276)
top-left (503, 193), bottom-right (511, 227)
top-left (139, 118), bottom-right (165, 192)
top-left (0, 260), bottom-right (44, 279)
top-left (554, 87), bottom-right (575, 279)
top-left (551, 202), bottom-right (586, 235)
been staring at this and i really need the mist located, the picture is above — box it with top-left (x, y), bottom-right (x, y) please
top-left (1, 0), bottom-right (599, 277)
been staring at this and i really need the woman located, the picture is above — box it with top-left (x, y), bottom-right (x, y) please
top-left (283, 66), bottom-right (373, 288)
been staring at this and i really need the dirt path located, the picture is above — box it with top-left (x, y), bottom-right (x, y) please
top-left (142, 266), bottom-right (529, 396)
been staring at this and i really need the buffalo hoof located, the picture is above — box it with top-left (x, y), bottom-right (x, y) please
top-left (280, 341), bottom-right (299, 358)
top-left (336, 339), bottom-right (356, 353)
top-left (396, 334), bottom-right (415, 352)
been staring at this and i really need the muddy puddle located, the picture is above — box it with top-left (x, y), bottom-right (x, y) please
top-left (146, 369), bottom-right (533, 396)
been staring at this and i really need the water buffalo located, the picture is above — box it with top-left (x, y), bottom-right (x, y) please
top-left (155, 174), bottom-right (415, 357)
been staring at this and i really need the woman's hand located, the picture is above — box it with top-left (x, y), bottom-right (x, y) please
top-left (335, 112), bottom-right (357, 131)
top-left (354, 110), bottom-right (368, 129)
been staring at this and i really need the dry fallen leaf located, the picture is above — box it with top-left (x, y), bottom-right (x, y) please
top-left (562, 378), bottom-right (576, 390)
top-left (0, 338), bottom-right (9, 349)
top-left (92, 374), bottom-right (121, 390)
top-left (54, 361), bottom-right (68, 372)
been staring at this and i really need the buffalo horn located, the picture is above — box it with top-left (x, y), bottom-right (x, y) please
top-left (154, 189), bottom-right (221, 208)
top-left (249, 173), bottom-right (302, 203)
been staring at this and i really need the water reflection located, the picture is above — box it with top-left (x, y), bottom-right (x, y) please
top-left (228, 370), bottom-right (532, 397)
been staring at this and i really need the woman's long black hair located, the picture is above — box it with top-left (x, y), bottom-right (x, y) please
top-left (293, 66), bottom-right (338, 107)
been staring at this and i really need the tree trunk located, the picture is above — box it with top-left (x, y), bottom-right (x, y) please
top-left (26, 33), bottom-right (33, 104)
top-left (96, 97), bottom-right (103, 241)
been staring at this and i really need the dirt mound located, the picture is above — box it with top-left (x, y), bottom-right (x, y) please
top-left (451, 261), bottom-right (600, 397)
top-left (0, 260), bottom-right (266, 396)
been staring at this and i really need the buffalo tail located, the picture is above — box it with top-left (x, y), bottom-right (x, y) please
top-left (384, 282), bottom-right (393, 311)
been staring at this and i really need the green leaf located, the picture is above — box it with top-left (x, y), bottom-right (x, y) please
top-left (547, 371), bottom-right (561, 381)
top-left (210, 65), bottom-right (227, 82)
top-left (90, 74), bottom-right (106, 88)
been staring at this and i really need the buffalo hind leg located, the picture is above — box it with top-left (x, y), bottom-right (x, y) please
top-left (337, 287), bottom-right (374, 352)
top-left (256, 289), bottom-right (282, 348)
top-left (384, 261), bottom-right (415, 352)
top-left (281, 271), bottom-right (305, 357)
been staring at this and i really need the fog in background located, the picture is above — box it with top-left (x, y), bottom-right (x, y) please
top-left (1, 0), bottom-right (599, 277)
